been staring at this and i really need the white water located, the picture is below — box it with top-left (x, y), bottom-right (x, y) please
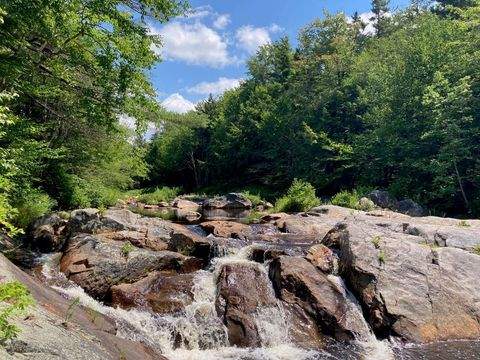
top-left (42, 244), bottom-right (393, 360)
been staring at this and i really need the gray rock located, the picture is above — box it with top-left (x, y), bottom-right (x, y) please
top-left (395, 199), bottom-right (426, 217)
top-left (31, 214), bottom-right (69, 252)
top-left (368, 190), bottom-right (397, 209)
top-left (203, 193), bottom-right (252, 209)
top-left (324, 222), bottom-right (480, 342)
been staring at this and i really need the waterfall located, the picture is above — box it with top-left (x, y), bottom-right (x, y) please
top-left (40, 241), bottom-right (394, 360)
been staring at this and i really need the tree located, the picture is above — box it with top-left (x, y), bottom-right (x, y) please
top-left (371, 0), bottom-right (391, 36)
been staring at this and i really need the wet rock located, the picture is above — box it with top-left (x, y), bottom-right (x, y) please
top-left (31, 213), bottom-right (69, 252)
top-left (111, 271), bottom-right (195, 314)
top-left (203, 193), bottom-right (252, 209)
top-left (269, 256), bottom-right (371, 341)
top-left (60, 234), bottom-right (190, 299)
top-left (215, 262), bottom-right (277, 347)
top-left (200, 221), bottom-right (252, 240)
top-left (175, 209), bottom-right (202, 223)
top-left (168, 226), bottom-right (212, 262)
top-left (306, 244), bottom-right (335, 273)
top-left (173, 199), bottom-right (201, 211)
top-left (326, 222), bottom-right (480, 342)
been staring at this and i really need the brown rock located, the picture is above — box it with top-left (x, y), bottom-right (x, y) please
top-left (200, 221), bottom-right (252, 240)
top-left (269, 256), bottom-right (371, 341)
top-left (111, 271), bottom-right (195, 314)
top-left (215, 262), bottom-right (277, 347)
top-left (306, 244), bottom-right (335, 273)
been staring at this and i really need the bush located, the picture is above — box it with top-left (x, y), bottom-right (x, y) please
top-left (137, 187), bottom-right (180, 205)
top-left (330, 189), bottom-right (375, 211)
top-left (0, 281), bottom-right (34, 343)
top-left (331, 190), bottom-right (361, 210)
top-left (241, 191), bottom-right (264, 207)
top-left (12, 188), bottom-right (56, 229)
top-left (274, 179), bottom-right (320, 213)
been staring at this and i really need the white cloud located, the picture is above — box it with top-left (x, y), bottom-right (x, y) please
top-left (269, 23), bottom-right (283, 33)
top-left (235, 25), bottom-right (272, 54)
top-left (348, 11), bottom-right (392, 35)
top-left (213, 14), bottom-right (231, 29)
top-left (161, 93), bottom-right (195, 113)
top-left (187, 77), bottom-right (242, 96)
top-left (184, 5), bottom-right (212, 19)
top-left (151, 22), bottom-right (232, 67)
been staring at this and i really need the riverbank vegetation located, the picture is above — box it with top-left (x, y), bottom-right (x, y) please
top-left (0, 0), bottom-right (479, 236)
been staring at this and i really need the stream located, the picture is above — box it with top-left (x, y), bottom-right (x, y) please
top-left (33, 207), bottom-right (480, 360)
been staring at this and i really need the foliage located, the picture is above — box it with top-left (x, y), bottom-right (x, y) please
top-left (331, 190), bottom-right (361, 210)
top-left (371, 235), bottom-right (382, 249)
top-left (0, 0), bottom-right (187, 230)
top-left (121, 242), bottom-right (135, 258)
top-left (63, 297), bottom-right (80, 326)
top-left (473, 245), bottom-right (480, 255)
top-left (241, 191), bottom-right (264, 207)
top-left (137, 186), bottom-right (180, 205)
top-left (274, 179), bottom-right (320, 213)
top-left (0, 281), bottom-right (34, 343)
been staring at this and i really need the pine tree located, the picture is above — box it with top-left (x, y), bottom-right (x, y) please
top-left (371, 0), bottom-right (391, 36)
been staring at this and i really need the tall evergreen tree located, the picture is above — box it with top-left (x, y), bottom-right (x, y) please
top-left (371, 0), bottom-right (391, 36)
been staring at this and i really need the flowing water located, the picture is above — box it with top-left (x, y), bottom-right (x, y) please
top-left (38, 236), bottom-right (480, 360)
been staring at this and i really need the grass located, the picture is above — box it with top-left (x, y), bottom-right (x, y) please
top-left (378, 250), bottom-right (386, 265)
top-left (274, 179), bottom-right (320, 213)
top-left (371, 235), bottom-right (381, 249)
top-left (473, 245), bottom-right (480, 256)
top-left (458, 220), bottom-right (471, 227)
top-left (63, 297), bottom-right (80, 326)
top-left (136, 186), bottom-right (180, 205)
top-left (120, 242), bottom-right (135, 258)
top-left (245, 210), bottom-right (264, 224)
top-left (0, 281), bottom-right (34, 343)
top-left (241, 191), bottom-right (264, 207)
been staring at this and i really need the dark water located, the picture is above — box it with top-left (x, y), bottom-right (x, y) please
top-left (395, 340), bottom-right (480, 360)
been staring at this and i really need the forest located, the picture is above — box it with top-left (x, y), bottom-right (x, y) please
top-left (1, 0), bottom-right (479, 237)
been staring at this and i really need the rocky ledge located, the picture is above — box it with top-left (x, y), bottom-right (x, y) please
top-left (1, 203), bottom-right (479, 358)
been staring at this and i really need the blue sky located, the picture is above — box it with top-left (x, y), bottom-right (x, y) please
top-left (150, 0), bottom-right (410, 113)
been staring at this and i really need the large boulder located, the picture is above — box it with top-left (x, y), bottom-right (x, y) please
top-left (60, 234), bottom-right (194, 299)
top-left (324, 222), bottom-right (480, 342)
top-left (203, 193), bottom-right (252, 209)
top-left (269, 256), bottom-right (371, 342)
top-left (368, 190), bottom-right (397, 209)
top-left (111, 270), bottom-right (195, 314)
top-left (215, 262), bottom-right (277, 347)
top-left (200, 221), bottom-right (252, 240)
top-left (395, 199), bottom-right (426, 217)
top-left (306, 244), bottom-right (335, 273)
top-left (31, 213), bottom-right (69, 252)
top-left (172, 199), bottom-right (201, 211)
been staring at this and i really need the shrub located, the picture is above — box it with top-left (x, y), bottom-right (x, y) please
top-left (241, 191), bottom-right (264, 207)
top-left (330, 189), bottom-right (375, 211)
top-left (473, 245), bottom-right (480, 256)
top-left (331, 190), bottom-right (360, 210)
top-left (0, 281), bottom-right (34, 343)
top-left (458, 220), bottom-right (470, 228)
top-left (12, 188), bottom-right (56, 229)
top-left (274, 179), bottom-right (320, 213)
top-left (120, 242), bottom-right (135, 258)
top-left (137, 187), bottom-right (180, 205)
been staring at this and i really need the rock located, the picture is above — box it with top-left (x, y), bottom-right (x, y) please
top-left (215, 262), bottom-right (277, 347)
top-left (200, 221), bottom-right (252, 240)
top-left (99, 230), bottom-right (169, 252)
top-left (203, 193), bottom-right (252, 209)
top-left (111, 271), bottom-right (195, 314)
top-left (395, 199), bottom-right (426, 217)
top-left (269, 256), bottom-right (371, 341)
top-left (173, 199), bottom-right (201, 211)
top-left (0, 254), bottom-right (162, 360)
top-left (60, 234), bottom-right (191, 299)
top-left (31, 214), bottom-right (69, 252)
top-left (175, 209), bottom-right (202, 223)
top-left (168, 225), bottom-right (212, 262)
top-left (263, 213), bottom-right (337, 239)
top-left (368, 190), bottom-right (397, 209)
top-left (325, 222), bottom-right (480, 342)
top-left (306, 244), bottom-right (335, 273)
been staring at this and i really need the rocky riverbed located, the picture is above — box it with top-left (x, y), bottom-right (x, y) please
top-left (1, 196), bottom-right (480, 359)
